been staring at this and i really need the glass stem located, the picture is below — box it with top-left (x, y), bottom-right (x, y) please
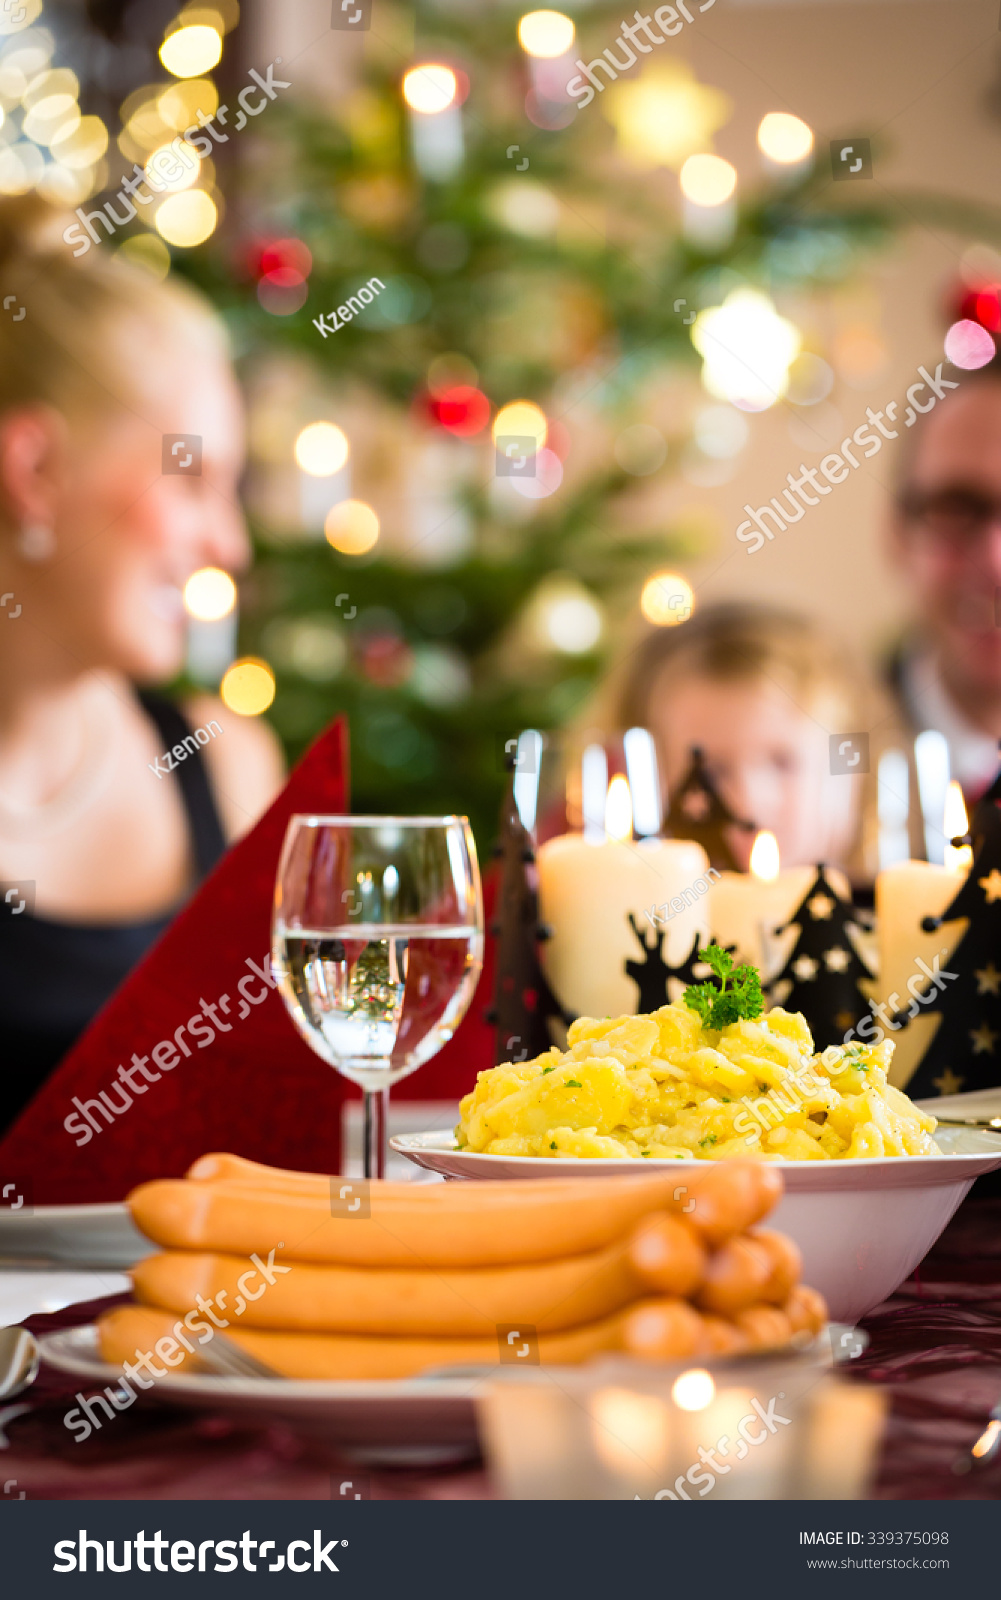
top-left (363, 1086), bottom-right (389, 1180)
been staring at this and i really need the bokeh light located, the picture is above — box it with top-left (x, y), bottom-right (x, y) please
top-left (294, 422), bottom-right (350, 476)
top-left (146, 140), bottom-right (201, 191)
top-left (679, 153), bottom-right (736, 206)
top-left (159, 24), bottom-right (223, 79)
top-left (402, 64), bottom-right (457, 114)
top-left (943, 318), bottom-right (995, 370)
top-left (157, 77), bottom-right (219, 130)
top-left (324, 499), bottom-right (380, 555)
top-left (543, 590), bottom-right (602, 652)
top-left (183, 566), bottom-right (237, 621)
top-left (757, 112), bottom-right (813, 164)
top-left (640, 571), bottom-right (694, 627)
top-left (434, 385), bottom-right (491, 436)
top-left (220, 658), bottom-right (276, 716)
top-left (117, 233), bottom-right (171, 280)
top-left (154, 189), bottom-right (218, 246)
top-left (671, 1369), bottom-right (715, 1411)
top-left (50, 115), bottom-right (108, 170)
top-left (517, 10), bottom-right (575, 58)
top-left (492, 399), bottom-right (547, 450)
top-left (693, 288), bottom-right (801, 411)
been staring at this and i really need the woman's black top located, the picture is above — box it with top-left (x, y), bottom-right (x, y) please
top-left (0, 692), bottom-right (227, 1134)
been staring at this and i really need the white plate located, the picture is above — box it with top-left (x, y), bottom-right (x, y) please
top-left (391, 1127), bottom-right (1001, 1325)
top-left (0, 1203), bottom-right (154, 1269)
top-left (39, 1325), bottom-right (485, 1453)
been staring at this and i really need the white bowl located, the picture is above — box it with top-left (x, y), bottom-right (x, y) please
top-left (390, 1127), bottom-right (1001, 1325)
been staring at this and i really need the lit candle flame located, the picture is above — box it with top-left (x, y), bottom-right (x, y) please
top-left (671, 1368), bottom-right (715, 1412)
top-left (972, 1417), bottom-right (1001, 1459)
top-left (604, 774), bottom-right (633, 842)
top-left (749, 829), bottom-right (780, 882)
top-left (943, 781), bottom-right (973, 875)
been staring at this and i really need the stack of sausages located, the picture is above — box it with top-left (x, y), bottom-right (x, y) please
top-left (97, 1153), bottom-right (826, 1380)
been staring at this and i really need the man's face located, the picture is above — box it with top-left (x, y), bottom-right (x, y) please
top-left (890, 382), bottom-right (1001, 697)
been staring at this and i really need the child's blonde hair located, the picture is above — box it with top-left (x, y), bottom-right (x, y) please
top-left (609, 602), bottom-right (865, 735)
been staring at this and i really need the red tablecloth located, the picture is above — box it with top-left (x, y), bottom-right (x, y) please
top-left (5, 1198), bottom-right (1001, 1502)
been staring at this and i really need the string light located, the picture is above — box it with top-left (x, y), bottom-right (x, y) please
top-left (294, 422), bottom-right (350, 476)
top-left (679, 152), bottom-right (736, 206)
top-left (757, 112), bottom-right (813, 165)
top-left (183, 566), bottom-right (236, 621)
top-left (402, 64), bottom-right (457, 115)
top-left (324, 499), bottom-right (380, 555)
top-left (154, 188), bottom-right (217, 245)
top-left (517, 10), bottom-right (575, 58)
top-left (220, 658), bottom-right (276, 716)
top-left (640, 572), bottom-right (694, 627)
top-left (159, 24), bottom-right (223, 79)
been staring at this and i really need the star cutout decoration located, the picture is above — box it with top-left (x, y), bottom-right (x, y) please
top-left (822, 946), bottom-right (851, 973)
top-left (792, 955), bottom-right (819, 981)
top-left (976, 963), bottom-right (1001, 995)
top-left (970, 1022), bottom-right (999, 1055)
top-left (933, 1068), bottom-right (965, 1096)
top-left (806, 893), bottom-right (836, 921)
top-left (602, 63), bottom-right (732, 172)
top-left (978, 868), bottom-right (1001, 904)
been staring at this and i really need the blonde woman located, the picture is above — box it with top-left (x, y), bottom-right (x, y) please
top-left (0, 197), bottom-right (283, 1128)
top-left (610, 603), bottom-right (870, 872)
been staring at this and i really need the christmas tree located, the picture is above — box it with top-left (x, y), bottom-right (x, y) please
top-left (664, 747), bottom-right (756, 871)
top-left (767, 866), bottom-right (875, 1049)
top-left (904, 778), bottom-right (1001, 1099)
top-left (167, 2), bottom-right (894, 849)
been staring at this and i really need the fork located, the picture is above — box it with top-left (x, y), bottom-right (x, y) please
top-left (196, 1333), bottom-right (281, 1380)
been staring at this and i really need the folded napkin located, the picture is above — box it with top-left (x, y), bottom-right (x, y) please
top-left (0, 716), bottom-right (495, 1203)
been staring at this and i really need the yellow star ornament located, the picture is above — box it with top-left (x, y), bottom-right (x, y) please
top-left (978, 868), bottom-right (1001, 903)
top-left (602, 63), bottom-right (731, 171)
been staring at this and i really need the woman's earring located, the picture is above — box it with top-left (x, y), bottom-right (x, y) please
top-left (17, 522), bottom-right (56, 562)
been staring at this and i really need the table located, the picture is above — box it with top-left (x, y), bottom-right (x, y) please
top-left (2, 1199), bottom-right (1000, 1502)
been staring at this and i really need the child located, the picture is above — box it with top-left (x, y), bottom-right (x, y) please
top-left (609, 603), bottom-right (869, 871)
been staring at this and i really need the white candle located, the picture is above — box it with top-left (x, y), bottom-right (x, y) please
top-left (875, 858), bottom-right (968, 1091)
top-left (709, 832), bottom-right (847, 977)
top-left (537, 774), bottom-right (711, 1020)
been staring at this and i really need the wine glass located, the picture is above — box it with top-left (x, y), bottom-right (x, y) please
top-left (272, 815), bottom-right (484, 1178)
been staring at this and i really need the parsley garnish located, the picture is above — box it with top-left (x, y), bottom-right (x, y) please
top-left (541, 1065), bottom-right (555, 1074)
top-left (683, 943), bottom-right (764, 1031)
top-left (566, 1078), bottom-right (582, 1088)
top-left (550, 1140), bottom-right (557, 1150)
top-left (699, 1133), bottom-right (718, 1148)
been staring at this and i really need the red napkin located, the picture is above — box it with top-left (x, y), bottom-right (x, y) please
top-left (0, 717), bottom-right (495, 1203)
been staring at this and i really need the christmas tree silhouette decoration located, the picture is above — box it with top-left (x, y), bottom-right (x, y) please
top-left (486, 767), bottom-right (574, 1064)
top-left (624, 920), bottom-right (726, 1013)
top-left (901, 771), bottom-right (1001, 1098)
top-left (665, 747), bottom-right (756, 873)
top-left (767, 866), bottom-right (876, 1049)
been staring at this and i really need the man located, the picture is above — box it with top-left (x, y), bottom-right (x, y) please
top-left (887, 357), bottom-right (1001, 801)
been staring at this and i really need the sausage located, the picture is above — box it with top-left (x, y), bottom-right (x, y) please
top-left (131, 1242), bottom-right (639, 1336)
top-left (627, 1213), bottom-right (707, 1297)
top-left (695, 1236), bottom-right (773, 1317)
top-left (619, 1297), bottom-right (708, 1361)
top-left (127, 1168), bottom-right (719, 1269)
top-left (750, 1228), bottom-right (803, 1304)
top-left (97, 1304), bottom-right (621, 1381)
